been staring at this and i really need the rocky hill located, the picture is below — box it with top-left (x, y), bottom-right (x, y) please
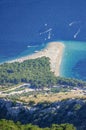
top-left (0, 98), bottom-right (86, 130)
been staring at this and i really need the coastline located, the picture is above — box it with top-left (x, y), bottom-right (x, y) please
top-left (8, 42), bottom-right (65, 76)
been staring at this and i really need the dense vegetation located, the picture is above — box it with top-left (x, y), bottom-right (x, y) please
top-left (0, 57), bottom-right (86, 87)
top-left (0, 119), bottom-right (76, 130)
top-left (0, 57), bottom-right (54, 87)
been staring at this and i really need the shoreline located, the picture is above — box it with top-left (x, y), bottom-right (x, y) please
top-left (8, 42), bottom-right (65, 76)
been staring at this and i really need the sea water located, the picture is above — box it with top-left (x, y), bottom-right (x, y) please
top-left (0, 0), bottom-right (86, 81)
top-left (0, 41), bottom-right (47, 63)
top-left (60, 41), bottom-right (86, 81)
top-left (1, 40), bottom-right (86, 81)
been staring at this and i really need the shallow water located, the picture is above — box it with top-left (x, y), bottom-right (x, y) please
top-left (60, 41), bottom-right (86, 80)
top-left (0, 0), bottom-right (86, 80)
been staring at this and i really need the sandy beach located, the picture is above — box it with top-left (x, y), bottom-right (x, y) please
top-left (8, 42), bottom-right (65, 76)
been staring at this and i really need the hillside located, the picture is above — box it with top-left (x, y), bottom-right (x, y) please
top-left (0, 57), bottom-right (86, 130)
top-left (0, 57), bottom-right (86, 88)
top-left (0, 98), bottom-right (86, 129)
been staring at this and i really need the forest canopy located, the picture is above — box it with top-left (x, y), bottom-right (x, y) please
top-left (0, 57), bottom-right (86, 88)
top-left (0, 119), bottom-right (76, 130)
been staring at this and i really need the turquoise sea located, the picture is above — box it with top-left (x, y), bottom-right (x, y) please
top-left (1, 40), bottom-right (86, 81)
top-left (60, 41), bottom-right (86, 80)
top-left (0, 0), bottom-right (86, 81)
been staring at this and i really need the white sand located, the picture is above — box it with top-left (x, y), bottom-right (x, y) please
top-left (8, 42), bottom-right (65, 76)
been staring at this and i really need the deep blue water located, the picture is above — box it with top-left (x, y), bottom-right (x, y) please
top-left (0, 0), bottom-right (86, 80)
